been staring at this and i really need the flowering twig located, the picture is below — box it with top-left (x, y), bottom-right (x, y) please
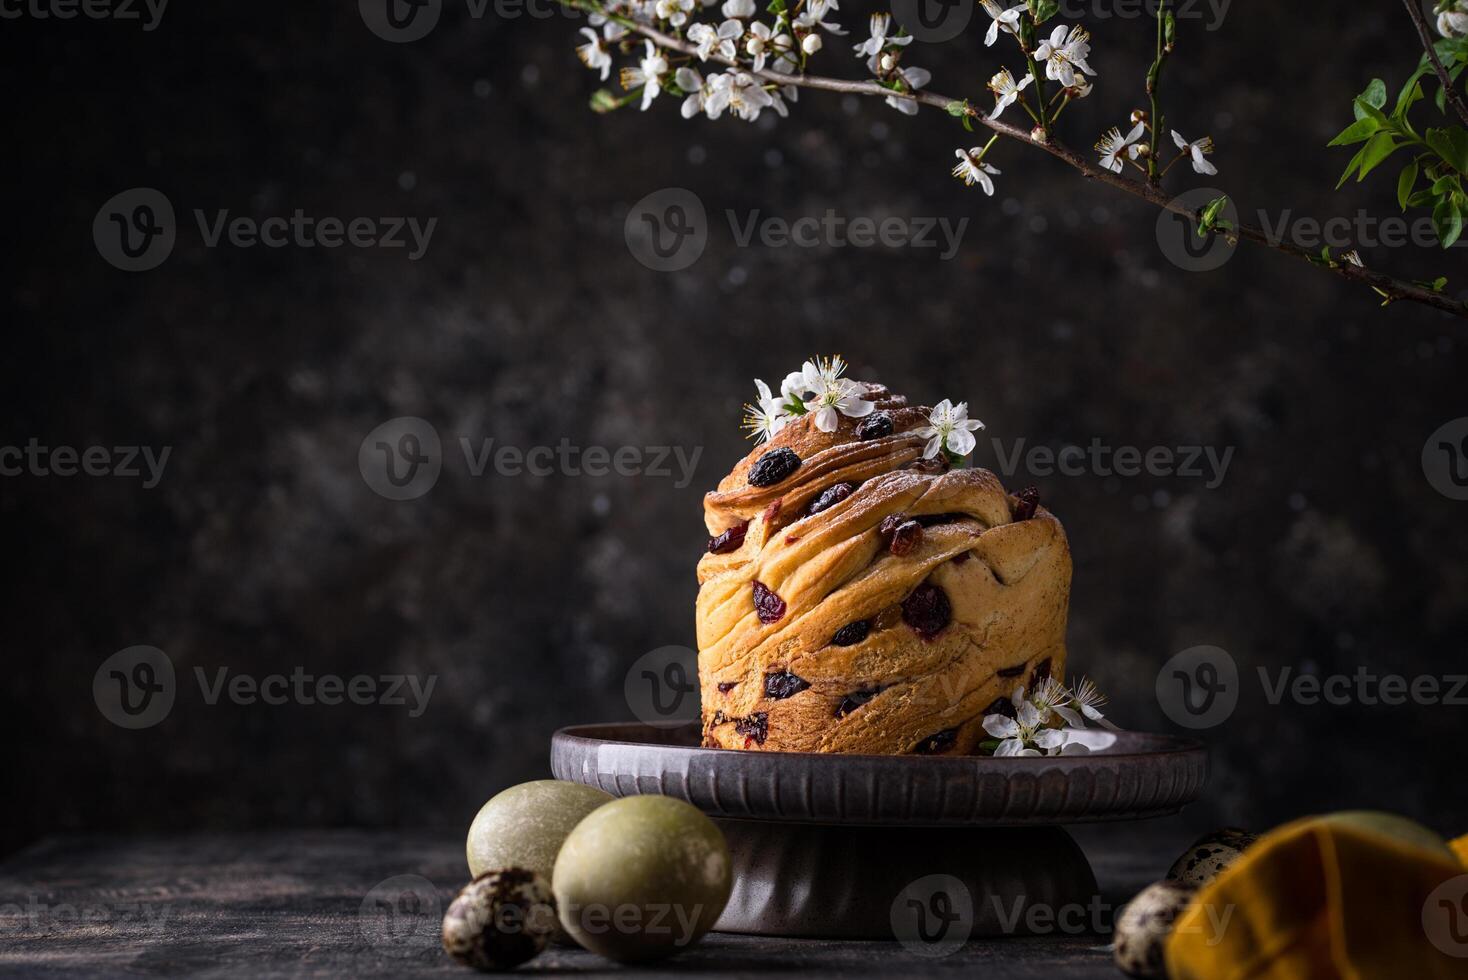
top-left (1404, 0), bottom-right (1468, 128)
top-left (1144, 0), bottom-right (1172, 184)
top-left (565, 0), bottom-right (1468, 320)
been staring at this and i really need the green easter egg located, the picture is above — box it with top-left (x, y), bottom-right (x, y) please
top-left (466, 780), bottom-right (615, 880)
top-left (552, 795), bottom-right (732, 963)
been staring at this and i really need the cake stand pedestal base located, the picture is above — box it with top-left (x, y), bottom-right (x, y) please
top-left (714, 820), bottom-right (1096, 938)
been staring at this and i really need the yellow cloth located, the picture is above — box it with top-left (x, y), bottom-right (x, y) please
top-left (1165, 812), bottom-right (1468, 980)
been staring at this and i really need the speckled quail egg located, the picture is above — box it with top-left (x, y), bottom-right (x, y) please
top-left (1166, 827), bottom-right (1258, 888)
top-left (1114, 879), bottom-right (1197, 979)
top-left (442, 869), bottom-right (557, 971)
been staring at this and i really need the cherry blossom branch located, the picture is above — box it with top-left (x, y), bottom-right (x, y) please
top-left (1402, 0), bottom-right (1468, 129)
top-left (1144, 0), bottom-right (1170, 184)
top-left (573, 4), bottom-right (1468, 319)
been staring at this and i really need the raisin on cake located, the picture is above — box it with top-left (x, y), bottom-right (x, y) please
top-left (696, 382), bottom-right (1072, 755)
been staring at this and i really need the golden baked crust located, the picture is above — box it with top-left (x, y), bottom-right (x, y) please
top-left (696, 383), bottom-right (1071, 755)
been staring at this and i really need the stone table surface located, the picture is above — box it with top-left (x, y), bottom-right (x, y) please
top-left (0, 828), bottom-right (1184, 978)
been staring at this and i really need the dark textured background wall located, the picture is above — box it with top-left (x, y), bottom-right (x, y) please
top-left (4, 1), bottom-right (1466, 858)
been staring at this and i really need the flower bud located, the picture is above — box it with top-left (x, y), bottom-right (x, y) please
top-left (1030, 125), bottom-right (1049, 144)
top-left (1134, 143), bottom-right (1152, 159)
top-left (1130, 109), bottom-right (1148, 125)
top-left (880, 51), bottom-right (896, 72)
top-left (802, 33), bottom-right (822, 55)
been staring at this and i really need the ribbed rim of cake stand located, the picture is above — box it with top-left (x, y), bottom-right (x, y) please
top-left (550, 722), bottom-right (1208, 827)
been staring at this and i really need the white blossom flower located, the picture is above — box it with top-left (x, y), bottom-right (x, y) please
top-left (722, 0), bottom-right (756, 17)
top-left (1441, 1), bottom-right (1468, 38)
top-left (706, 70), bottom-right (775, 121)
top-left (743, 378), bottom-right (793, 442)
top-left (1034, 25), bottom-right (1095, 88)
top-left (988, 68), bottom-right (1033, 120)
top-left (980, 1), bottom-right (1024, 47)
top-left (983, 700), bottom-right (1062, 757)
top-left (689, 19), bottom-right (743, 62)
top-left (1067, 75), bottom-right (1094, 99)
top-left (884, 65), bottom-right (930, 114)
top-left (853, 12), bottom-right (911, 61)
top-left (1095, 121), bottom-right (1146, 173)
top-left (983, 683), bottom-right (1119, 757)
top-left (802, 32), bottom-right (823, 55)
top-left (575, 27), bottom-right (612, 81)
top-left (1171, 130), bottom-right (1218, 176)
top-left (799, 355), bottom-right (874, 432)
top-left (951, 148), bottom-right (1000, 195)
top-left (1051, 677), bottom-right (1121, 732)
top-left (745, 21), bottom-right (790, 71)
top-left (795, 0), bottom-right (845, 35)
top-left (620, 41), bottom-right (669, 110)
top-left (676, 67), bottom-right (711, 118)
top-left (655, 0), bottom-right (694, 26)
top-left (915, 399), bottom-right (985, 459)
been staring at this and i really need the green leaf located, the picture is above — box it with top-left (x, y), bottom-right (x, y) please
top-left (1337, 143), bottom-right (1370, 189)
top-left (1399, 159), bottom-right (1420, 210)
top-left (1328, 117), bottom-right (1380, 147)
top-left (1426, 126), bottom-right (1468, 173)
top-left (1434, 197), bottom-right (1464, 249)
top-left (1358, 132), bottom-right (1400, 180)
top-left (1353, 96), bottom-right (1391, 128)
top-left (1198, 195), bottom-right (1231, 235)
top-left (1393, 66), bottom-right (1430, 118)
top-left (1353, 78), bottom-right (1388, 120)
top-left (1408, 187), bottom-right (1440, 207)
top-left (1027, 0), bottom-right (1059, 23)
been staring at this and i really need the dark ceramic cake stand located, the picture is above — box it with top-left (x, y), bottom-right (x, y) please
top-left (550, 722), bottom-right (1205, 939)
